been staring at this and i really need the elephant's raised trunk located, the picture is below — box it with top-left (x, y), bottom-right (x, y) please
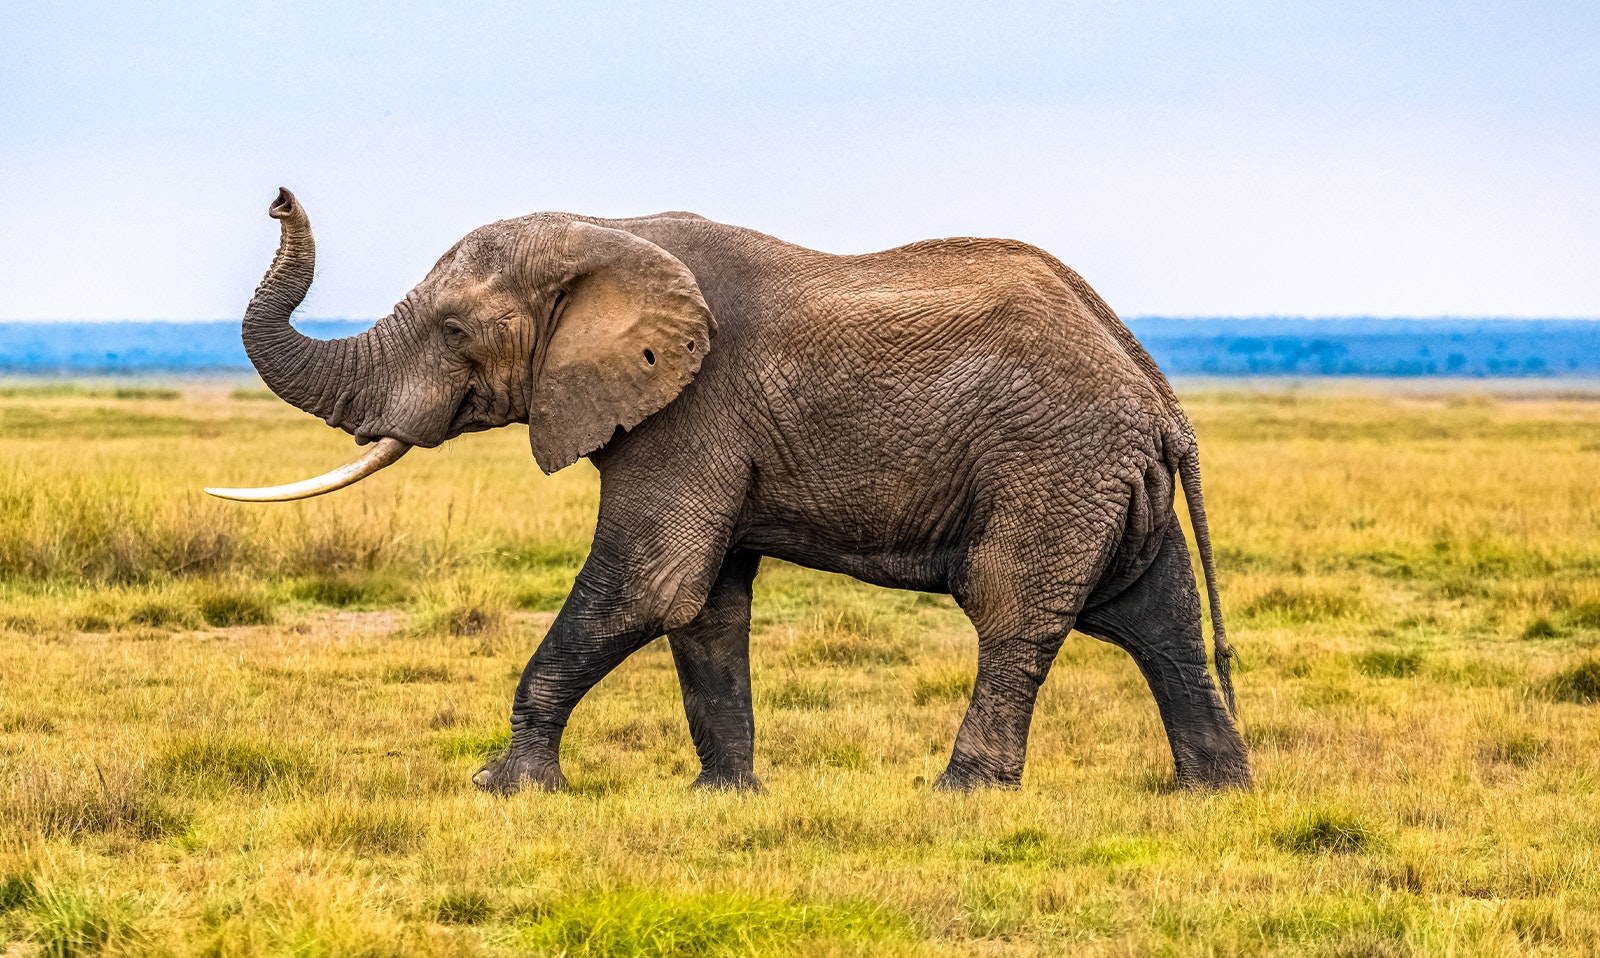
top-left (212, 189), bottom-right (410, 503)
top-left (242, 188), bottom-right (367, 424)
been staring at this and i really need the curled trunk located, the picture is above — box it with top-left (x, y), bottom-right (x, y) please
top-left (242, 188), bottom-right (367, 424)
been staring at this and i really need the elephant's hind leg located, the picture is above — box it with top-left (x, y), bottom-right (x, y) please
top-left (934, 522), bottom-right (1085, 791)
top-left (1076, 521), bottom-right (1250, 789)
top-left (667, 550), bottom-right (762, 791)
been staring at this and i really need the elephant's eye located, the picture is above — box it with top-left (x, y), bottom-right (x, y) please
top-left (443, 318), bottom-right (469, 348)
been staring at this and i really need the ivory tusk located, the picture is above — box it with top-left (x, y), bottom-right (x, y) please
top-left (205, 437), bottom-right (411, 502)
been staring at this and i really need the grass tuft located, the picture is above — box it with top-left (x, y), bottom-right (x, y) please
top-left (2, 761), bottom-right (187, 841)
top-left (381, 663), bottom-right (452, 684)
top-left (912, 671), bottom-right (971, 705)
top-left (1243, 585), bottom-right (1362, 622)
top-left (24, 887), bottom-right (139, 956)
top-left (1544, 659), bottom-right (1600, 704)
top-left (128, 594), bottom-right (202, 630)
top-left (1566, 600), bottom-right (1600, 629)
top-left (412, 581), bottom-right (512, 639)
top-left (765, 677), bottom-right (834, 710)
top-left (195, 582), bottom-right (275, 627)
top-left (433, 889), bottom-right (495, 925)
top-left (982, 827), bottom-right (1049, 864)
top-left (293, 800), bottom-right (424, 855)
top-left (1079, 835), bottom-right (1162, 866)
top-left (437, 725), bottom-right (511, 761)
top-left (513, 889), bottom-right (909, 957)
top-left (1355, 650), bottom-right (1422, 678)
top-left (1481, 728), bottom-right (1546, 767)
top-left (792, 606), bottom-right (910, 666)
top-left (157, 734), bottom-right (315, 793)
top-left (289, 572), bottom-right (402, 609)
top-left (1275, 809), bottom-right (1379, 855)
top-left (0, 873), bottom-right (37, 911)
top-left (822, 743), bottom-right (869, 770)
top-left (2, 712), bottom-right (58, 734)
top-left (1523, 617), bottom-right (1563, 639)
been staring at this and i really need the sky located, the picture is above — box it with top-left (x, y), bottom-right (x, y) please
top-left (2, 0), bottom-right (1596, 321)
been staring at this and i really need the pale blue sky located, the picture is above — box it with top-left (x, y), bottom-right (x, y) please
top-left (2, 1), bottom-right (1596, 320)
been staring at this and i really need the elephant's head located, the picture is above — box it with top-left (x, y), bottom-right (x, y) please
top-left (207, 189), bottom-right (712, 501)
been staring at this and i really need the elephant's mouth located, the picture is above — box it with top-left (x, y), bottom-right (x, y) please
top-left (205, 436), bottom-right (412, 502)
top-left (448, 385), bottom-right (487, 435)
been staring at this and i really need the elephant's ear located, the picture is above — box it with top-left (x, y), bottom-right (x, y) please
top-left (527, 221), bottom-right (714, 473)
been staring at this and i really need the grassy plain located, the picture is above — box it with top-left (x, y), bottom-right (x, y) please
top-left (2, 378), bottom-right (1600, 956)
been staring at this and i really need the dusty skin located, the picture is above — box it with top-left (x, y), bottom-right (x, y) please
top-left (2, 381), bottom-right (1600, 955)
top-left (231, 192), bottom-right (1247, 796)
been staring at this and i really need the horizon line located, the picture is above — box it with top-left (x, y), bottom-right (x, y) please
top-left (4, 315), bottom-right (1600, 324)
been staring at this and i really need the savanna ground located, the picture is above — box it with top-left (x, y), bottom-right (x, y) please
top-left (2, 378), bottom-right (1600, 957)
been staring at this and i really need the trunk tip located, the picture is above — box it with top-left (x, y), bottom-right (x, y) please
top-left (269, 188), bottom-right (297, 220)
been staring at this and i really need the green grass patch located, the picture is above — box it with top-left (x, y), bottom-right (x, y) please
top-left (1544, 659), bottom-right (1600, 704)
top-left (2, 712), bottom-right (58, 734)
top-left (195, 583), bottom-right (275, 627)
top-left (433, 889), bottom-right (495, 925)
top-left (23, 887), bottom-right (144, 956)
top-left (1562, 600), bottom-right (1600, 629)
top-left (1245, 897), bottom-right (1413, 951)
top-left (1079, 834), bottom-right (1162, 866)
top-left (1481, 728), bottom-right (1546, 767)
top-left (0, 874), bottom-right (37, 911)
top-left (288, 573), bottom-right (403, 609)
top-left (765, 677), bottom-right (834, 710)
top-left (110, 387), bottom-right (181, 400)
top-left (822, 743), bottom-right (869, 770)
top-left (912, 671), bottom-right (971, 705)
top-left (982, 827), bottom-right (1049, 864)
top-left (1354, 650), bottom-right (1422, 678)
top-left (792, 606), bottom-right (910, 666)
top-left (1275, 809), bottom-right (1379, 855)
top-left (1523, 617), bottom-right (1563, 639)
top-left (128, 595), bottom-right (203, 630)
top-left (157, 734), bottom-right (316, 793)
top-left (292, 801), bottom-right (424, 856)
top-left (381, 662), bottom-right (452, 684)
top-left (512, 889), bottom-right (910, 957)
top-left (0, 384), bottom-right (177, 400)
top-left (412, 582), bottom-right (511, 638)
top-left (1242, 585), bottom-right (1363, 622)
top-left (3, 762), bottom-right (187, 841)
top-left (437, 725), bottom-right (511, 760)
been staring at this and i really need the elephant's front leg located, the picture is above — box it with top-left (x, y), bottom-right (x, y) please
top-left (668, 550), bottom-right (761, 791)
top-left (472, 484), bottom-right (738, 795)
top-left (471, 586), bottom-right (661, 793)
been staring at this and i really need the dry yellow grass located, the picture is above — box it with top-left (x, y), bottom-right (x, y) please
top-left (2, 378), bottom-right (1600, 955)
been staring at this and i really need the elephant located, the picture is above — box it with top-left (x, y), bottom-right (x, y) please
top-left (209, 188), bottom-right (1250, 794)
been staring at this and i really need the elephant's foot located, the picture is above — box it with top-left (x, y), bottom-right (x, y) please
top-left (1172, 752), bottom-right (1252, 791)
top-left (1170, 725), bottom-right (1253, 791)
top-left (932, 757), bottom-right (1022, 792)
top-left (472, 751), bottom-right (567, 795)
top-left (690, 768), bottom-right (763, 793)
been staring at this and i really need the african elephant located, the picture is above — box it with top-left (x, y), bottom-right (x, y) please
top-left (210, 188), bottom-right (1250, 793)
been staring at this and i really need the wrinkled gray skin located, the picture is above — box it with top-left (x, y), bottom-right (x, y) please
top-left (242, 188), bottom-right (1249, 794)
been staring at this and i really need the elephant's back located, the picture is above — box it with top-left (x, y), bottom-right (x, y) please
top-left (748, 238), bottom-right (1176, 441)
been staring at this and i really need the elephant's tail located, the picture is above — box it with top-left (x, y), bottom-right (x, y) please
top-left (1177, 446), bottom-right (1236, 717)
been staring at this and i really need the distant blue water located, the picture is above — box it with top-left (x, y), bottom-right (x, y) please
top-left (0, 321), bottom-right (371, 374)
top-left (1, 318), bottom-right (1598, 377)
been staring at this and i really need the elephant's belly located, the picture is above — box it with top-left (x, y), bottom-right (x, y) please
top-left (733, 521), bottom-right (963, 594)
